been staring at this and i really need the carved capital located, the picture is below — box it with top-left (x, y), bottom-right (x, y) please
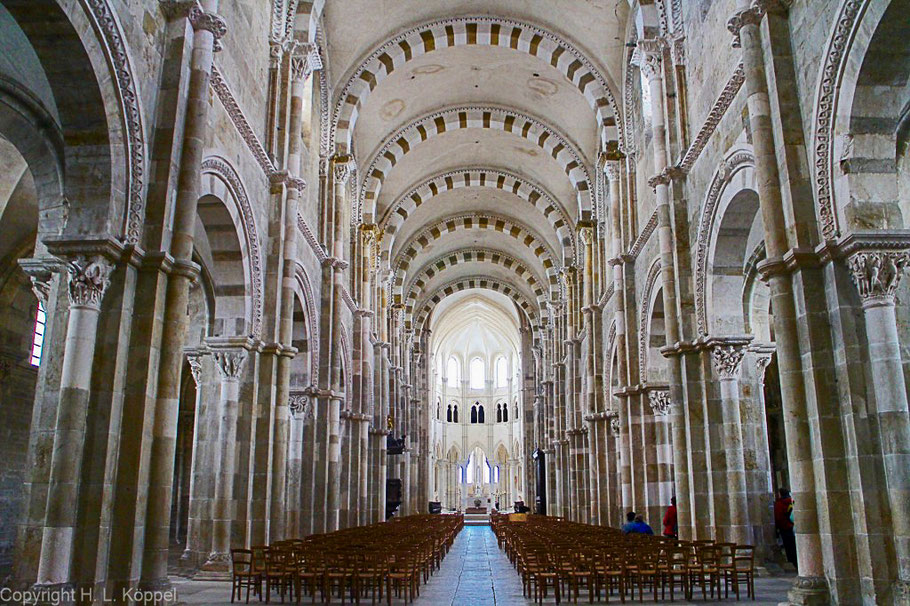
top-left (332, 155), bottom-right (355, 184)
top-left (212, 348), bottom-right (247, 380)
top-left (711, 343), bottom-right (747, 380)
top-left (19, 258), bottom-right (59, 307)
top-left (648, 390), bottom-right (672, 416)
top-left (186, 351), bottom-right (205, 386)
top-left (726, 0), bottom-right (789, 48)
top-left (578, 225), bottom-right (595, 247)
top-left (603, 160), bottom-right (621, 183)
top-left (610, 415), bottom-right (621, 436)
top-left (632, 38), bottom-right (666, 83)
top-left (755, 353), bottom-right (773, 383)
top-left (290, 42), bottom-right (322, 82)
top-left (66, 255), bottom-right (114, 310)
top-left (289, 388), bottom-right (315, 421)
top-left (848, 250), bottom-right (910, 308)
top-left (188, 5), bottom-right (227, 39)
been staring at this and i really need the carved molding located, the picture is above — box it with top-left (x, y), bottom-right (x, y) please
top-left (848, 250), bottom-right (910, 307)
top-left (627, 210), bottom-right (659, 260)
top-left (694, 151), bottom-right (755, 335)
top-left (201, 157), bottom-right (264, 337)
top-left (84, 0), bottom-right (147, 244)
top-left (210, 65), bottom-right (275, 176)
top-left (677, 64), bottom-right (746, 173)
top-left (66, 255), bottom-right (114, 309)
top-left (638, 259), bottom-right (662, 379)
top-left (813, 0), bottom-right (868, 240)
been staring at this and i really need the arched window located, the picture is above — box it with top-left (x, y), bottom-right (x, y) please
top-left (496, 404), bottom-right (502, 423)
top-left (447, 356), bottom-right (460, 388)
top-left (494, 466), bottom-right (500, 483)
top-left (514, 402), bottom-right (519, 420)
top-left (478, 405), bottom-right (485, 424)
top-left (495, 356), bottom-right (508, 387)
top-left (453, 405), bottom-right (458, 423)
top-left (466, 453), bottom-right (475, 484)
top-left (503, 403), bottom-right (508, 422)
top-left (446, 405), bottom-right (452, 422)
top-left (483, 458), bottom-right (492, 484)
top-left (30, 302), bottom-right (46, 366)
top-left (470, 405), bottom-right (478, 424)
top-left (436, 400), bottom-right (440, 420)
top-left (469, 357), bottom-right (485, 389)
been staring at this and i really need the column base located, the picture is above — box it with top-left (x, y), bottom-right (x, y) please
top-left (195, 552), bottom-right (232, 580)
top-left (784, 575), bottom-right (829, 605)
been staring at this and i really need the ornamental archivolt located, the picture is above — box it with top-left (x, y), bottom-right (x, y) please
top-left (66, 255), bottom-right (114, 309)
top-left (848, 251), bottom-right (910, 305)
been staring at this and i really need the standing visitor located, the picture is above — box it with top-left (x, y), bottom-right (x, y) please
top-left (774, 488), bottom-right (797, 566)
top-left (662, 496), bottom-right (678, 538)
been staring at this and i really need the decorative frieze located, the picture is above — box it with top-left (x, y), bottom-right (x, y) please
top-left (66, 256), bottom-right (114, 310)
top-left (848, 250), bottom-right (910, 307)
top-left (676, 64), bottom-right (745, 173)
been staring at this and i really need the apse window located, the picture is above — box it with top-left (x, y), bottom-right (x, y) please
top-left (447, 356), bottom-right (460, 388)
top-left (469, 357), bottom-right (485, 389)
top-left (30, 302), bottom-right (47, 366)
top-left (495, 356), bottom-right (508, 388)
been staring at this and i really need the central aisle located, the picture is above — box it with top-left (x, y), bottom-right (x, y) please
top-left (415, 525), bottom-right (524, 606)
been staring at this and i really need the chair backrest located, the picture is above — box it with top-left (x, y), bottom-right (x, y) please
top-left (231, 549), bottom-right (253, 574)
top-left (734, 545), bottom-right (754, 571)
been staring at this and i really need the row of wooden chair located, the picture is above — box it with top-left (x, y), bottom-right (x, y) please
top-left (230, 514), bottom-right (463, 605)
top-left (491, 513), bottom-right (756, 603)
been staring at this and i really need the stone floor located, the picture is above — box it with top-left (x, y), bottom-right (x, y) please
top-left (172, 526), bottom-right (795, 605)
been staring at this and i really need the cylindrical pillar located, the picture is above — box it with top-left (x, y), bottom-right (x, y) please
top-left (36, 255), bottom-right (115, 587)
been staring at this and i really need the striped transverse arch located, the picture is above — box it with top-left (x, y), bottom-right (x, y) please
top-left (391, 213), bottom-right (561, 292)
top-left (358, 106), bottom-right (593, 222)
top-left (402, 248), bottom-right (550, 315)
top-left (332, 17), bottom-right (622, 155)
top-left (410, 276), bottom-right (542, 335)
top-left (379, 167), bottom-right (576, 259)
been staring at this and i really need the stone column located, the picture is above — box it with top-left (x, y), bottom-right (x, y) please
top-left (199, 340), bottom-right (248, 575)
top-left (138, 2), bottom-right (225, 592)
top-left (648, 390), bottom-right (674, 523)
top-left (847, 249), bottom-right (910, 596)
top-left (709, 339), bottom-right (752, 545)
top-left (35, 253), bottom-right (115, 588)
top-left (270, 44), bottom-right (318, 541)
top-left (180, 351), bottom-right (206, 567)
top-left (634, 38), bottom-right (692, 540)
top-left (728, 5), bottom-right (827, 600)
top-left (326, 155), bottom-right (353, 532)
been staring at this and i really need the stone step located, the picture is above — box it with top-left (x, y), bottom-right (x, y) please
top-left (464, 513), bottom-right (491, 526)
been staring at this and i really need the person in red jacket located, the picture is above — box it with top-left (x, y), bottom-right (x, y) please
top-left (774, 488), bottom-right (797, 566)
top-left (662, 497), bottom-right (678, 538)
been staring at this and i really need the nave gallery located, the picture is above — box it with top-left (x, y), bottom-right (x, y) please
top-left (0, 0), bottom-right (908, 604)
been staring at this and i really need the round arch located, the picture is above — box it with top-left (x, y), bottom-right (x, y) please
top-left (331, 17), bottom-right (622, 157)
top-left (379, 167), bottom-right (576, 256)
top-left (359, 106), bottom-right (593, 221)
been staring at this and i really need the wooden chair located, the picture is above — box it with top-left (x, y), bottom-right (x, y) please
top-left (730, 545), bottom-right (756, 600)
top-left (385, 555), bottom-right (419, 605)
top-left (264, 548), bottom-right (294, 603)
top-left (660, 547), bottom-right (689, 602)
top-left (230, 548), bottom-right (261, 604)
top-left (687, 544), bottom-right (721, 601)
